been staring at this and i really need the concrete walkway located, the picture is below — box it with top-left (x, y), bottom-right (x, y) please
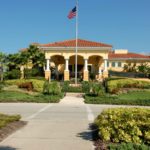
top-left (1, 95), bottom-right (148, 150)
top-left (59, 93), bottom-right (85, 105)
top-left (0, 95), bottom-right (95, 150)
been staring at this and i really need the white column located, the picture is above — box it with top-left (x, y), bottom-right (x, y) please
top-left (46, 59), bottom-right (50, 71)
top-left (104, 59), bottom-right (108, 71)
top-left (84, 59), bottom-right (88, 71)
top-left (99, 67), bottom-right (102, 75)
top-left (65, 59), bottom-right (69, 71)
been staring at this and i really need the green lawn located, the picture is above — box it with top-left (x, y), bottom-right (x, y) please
top-left (0, 91), bottom-right (63, 103)
top-left (84, 91), bottom-right (150, 106)
top-left (118, 91), bottom-right (150, 100)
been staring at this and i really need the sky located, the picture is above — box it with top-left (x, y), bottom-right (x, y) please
top-left (0, 0), bottom-right (150, 54)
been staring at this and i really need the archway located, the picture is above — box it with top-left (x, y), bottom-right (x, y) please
top-left (51, 55), bottom-right (65, 80)
top-left (88, 55), bottom-right (103, 80)
top-left (69, 55), bottom-right (84, 80)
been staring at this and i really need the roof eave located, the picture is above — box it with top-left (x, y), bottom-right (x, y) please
top-left (109, 58), bottom-right (150, 61)
top-left (39, 46), bottom-right (112, 51)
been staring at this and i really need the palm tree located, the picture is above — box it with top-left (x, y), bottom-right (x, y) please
top-left (27, 45), bottom-right (45, 68)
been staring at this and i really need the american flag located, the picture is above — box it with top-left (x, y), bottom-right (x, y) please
top-left (68, 6), bottom-right (76, 19)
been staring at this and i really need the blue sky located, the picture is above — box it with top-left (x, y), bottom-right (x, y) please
top-left (0, 0), bottom-right (150, 54)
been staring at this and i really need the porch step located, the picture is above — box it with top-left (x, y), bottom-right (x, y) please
top-left (66, 92), bottom-right (84, 98)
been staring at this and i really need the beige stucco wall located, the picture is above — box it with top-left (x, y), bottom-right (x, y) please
top-left (108, 60), bottom-right (150, 72)
top-left (45, 49), bottom-right (109, 60)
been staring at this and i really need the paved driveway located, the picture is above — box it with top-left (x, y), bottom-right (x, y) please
top-left (0, 96), bottom-right (149, 150)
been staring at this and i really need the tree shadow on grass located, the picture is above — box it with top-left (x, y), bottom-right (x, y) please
top-left (0, 146), bottom-right (17, 150)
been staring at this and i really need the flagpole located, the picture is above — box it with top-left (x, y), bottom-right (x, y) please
top-left (75, 0), bottom-right (78, 85)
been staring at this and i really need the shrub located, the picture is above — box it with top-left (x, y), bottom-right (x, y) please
top-left (5, 69), bottom-right (21, 79)
top-left (61, 81), bottom-right (70, 92)
top-left (0, 91), bottom-right (63, 103)
top-left (0, 113), bottom-right (21, 129)
top-left (24, 68), bottom-right (43, 79)
top-left (5, 79), bottom-right (45, 92)
top-left (0, 82), bottom-right (4, 92)
top-left (84, 95), bottom-right (117, 104)
top-left (95, 108), bottom-right (150, 145)
top-left (108, 143), bottom-right (150, 150)
top-left (89, 82), bottom-right (105, 96)
top-left (82, 81), bottom-right (90, 94)
top-left (43, 81), bottom-right (61, 95)
top-left (107, 79), bottom-right (150, 94)
top-left (61, 81), bottom-right (82, 93)
top-left (18, 82), bottom-right (34, 91)
top-left (84, 91), bottom-right (150, 105)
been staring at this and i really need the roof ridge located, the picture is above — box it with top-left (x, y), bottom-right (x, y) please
top-left (40, 38), bottom-right (112, 47)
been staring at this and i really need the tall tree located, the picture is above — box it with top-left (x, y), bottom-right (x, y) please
top-left (27, 45), bottom-right (45, 68)
top-left (0, 52), bottom-right (6, 81)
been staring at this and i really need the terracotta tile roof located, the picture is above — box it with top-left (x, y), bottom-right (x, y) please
top-left (20, 48), bottom-right (27, 52)
top-left (40, 39), bottom-right (112, 47)
top-left (109, 52), bottom-right (150, 59)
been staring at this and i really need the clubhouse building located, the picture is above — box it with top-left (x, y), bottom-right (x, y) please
top-left (34, 39), bottom-right (149, 81)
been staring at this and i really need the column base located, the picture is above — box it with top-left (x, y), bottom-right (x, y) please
top-left (45, 70), bottom-right (51, 81)
top-left (83, 71), bottom-right (89, 81)
top-left (102, 71), bottom-right (108, 78)
top-left (96, 74), bottom-right (103, 81)
top-left (64, 70), bottom-right (70, 81)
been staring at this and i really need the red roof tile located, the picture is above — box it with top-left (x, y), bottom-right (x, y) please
top-left (40, 39), bottom-right (112, 47)
top-left (109, 52), bottom-right (150, 59)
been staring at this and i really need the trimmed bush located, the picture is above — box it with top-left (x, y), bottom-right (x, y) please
top-left (0, 82), bottom-right (4, 92)
top-left (84, 95), bottom-right (117, 104)
top-left (95, 108), bottom-right (150, 144)
top-left (5, 69), bottom-right (21, 79)
top-left (5, 79), bottom-right (45, 92)
top-left (18, 82), bottom-right (34, 91)
top-left (24, 68), bottom-right (44, 79)
top-left (0, 91), bottom-right (63, 103)
top-left (61, 81), bottom-right (70, 92)
top-left (82, 81), bottom-right (90, 94)
top-left (84, 91), bottom-right (150, 106)
top-left (0, 113), bottom-right (21, 129)
top-left (43, 81), bottom-right (61, 95)
top-left (108, 143), bottom-right (150, 150)
top-left (82, 81), bottom-right (105, 96)
top-left (107, 79), bottom-right (150, 94)
top-left (61, 81), bottom-right (82, 93)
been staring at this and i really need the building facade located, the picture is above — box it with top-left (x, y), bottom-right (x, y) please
top-left (36, 39), bottom-right (149, 81)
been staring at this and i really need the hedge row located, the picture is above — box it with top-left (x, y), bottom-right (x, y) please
top-left (5, 79), bottom-right (45, 92)
top-left (84, 91), bottom-right (150, 106)
top-left (107, 79), bottom-right (150, 94)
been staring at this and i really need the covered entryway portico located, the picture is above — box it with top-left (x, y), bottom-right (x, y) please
top-left (39, 39), bottom-right (112, 81)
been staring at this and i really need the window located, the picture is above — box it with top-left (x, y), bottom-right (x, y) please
top-left (112, 62), bottom-right (116, 67)
top-left (118, 62), bottom-right (122, 67)
top-left (107, 61), bottom-right (109, 67)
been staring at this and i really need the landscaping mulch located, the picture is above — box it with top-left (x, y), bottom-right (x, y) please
top-left (0, 121), bottom-right (27, 142)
